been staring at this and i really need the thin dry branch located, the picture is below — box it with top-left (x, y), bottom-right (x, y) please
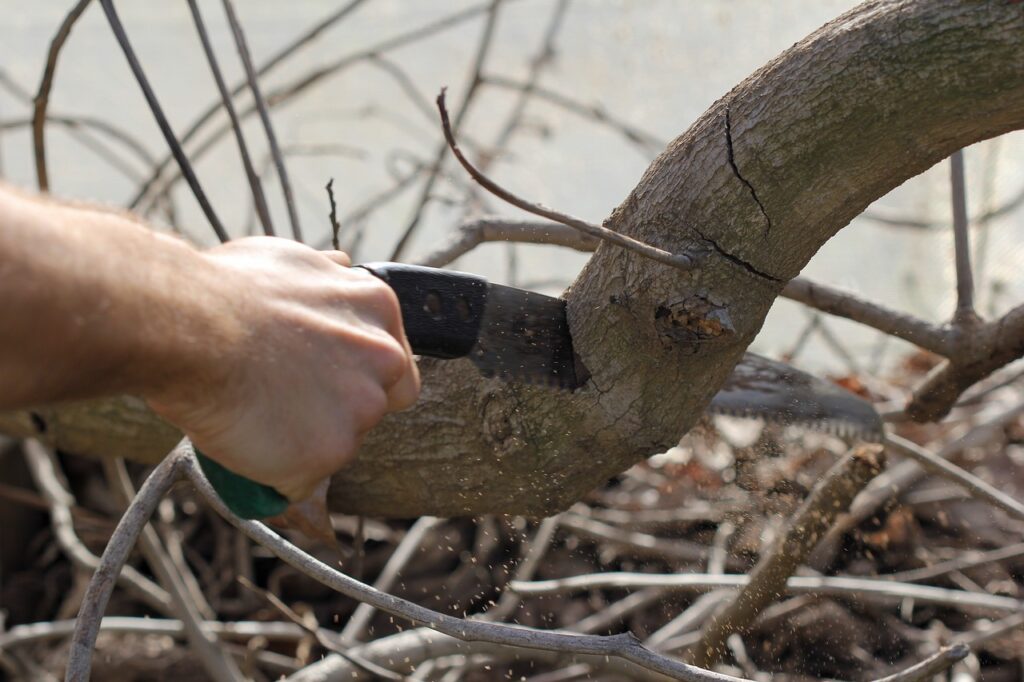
top-left (0, 616), bottom-right (310, 651)
top-left (781, 278), bottom-right (951, 355)
top-left (482, 74), bottom-right (666, 154)
top-left (816, 401), bottom-right (1024, 563)
top-left (950, 150), bottom-right (975, 321)
top-left (290, 626), bottom-right (687, 682)
top-left (326, 178), bottom-right (341, 250)
top-left (509, 573), bottom-right (1024, 614)
top-left (885, 541), bottom-right (1024, 583)
top-left (688, 444), bottom-right (885, 667)
top-left (129, 0), bottom-right (369, 212)
top-left (31, 0), bottom-right (92, 191)
top-left (66, 442), bottom-right (187, 682)
top-left (222, 0), bottom-right (303, 241)
top-left (188, 0), bottom-right (274, 236)
top-left (104, 459), bottom-right (243, 682)
top-left (884, 433), bottom-right (1024, 523)
top-left (389, 0), bottom-right (504, 260)
top-left (417, 217), bottom-right (598, 267)
top-left (435, 89), bottom-right (699, 272)
top-left (99, 0), bottom-right (228, 241)
top-left (237, 576), bottom-right (404, 681)
top-left (22, 440), bottom-right (172, 615)
top-left (340, 516), bottom-right (443, 645)
top-left (182, 448), bottom-right (744, 682)
top-left (872, 644), bottom-right (970, 682)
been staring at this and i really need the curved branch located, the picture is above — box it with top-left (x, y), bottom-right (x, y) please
top-left (32, 0), bottom-right (93, 191)
top-left (183, 449), bottom-right (746, 682)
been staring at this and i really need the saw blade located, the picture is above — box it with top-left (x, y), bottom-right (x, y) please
top-left (708, 352), bottom-right (884, 442)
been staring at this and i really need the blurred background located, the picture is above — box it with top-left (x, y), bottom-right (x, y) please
top-left (2, 0), bottom-right (1023, 375)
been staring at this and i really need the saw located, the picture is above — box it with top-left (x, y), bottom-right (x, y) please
top-left (199, 263), bottom-right (882, 518)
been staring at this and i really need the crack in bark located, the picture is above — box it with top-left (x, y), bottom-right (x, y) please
top-left (695, 228), bottom-right (783, 283)
top-left (725, 104), bottom-right (772, 235)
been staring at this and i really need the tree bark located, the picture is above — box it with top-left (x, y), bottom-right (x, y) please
top-left (4, 1), bottom-right (1023, 517)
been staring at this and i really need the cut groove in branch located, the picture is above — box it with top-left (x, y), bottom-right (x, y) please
top-left (435, 88), bottom-right (699, 272)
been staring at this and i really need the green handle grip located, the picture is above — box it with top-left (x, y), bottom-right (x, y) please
top-left (195, 451), bottom-right (289, 519)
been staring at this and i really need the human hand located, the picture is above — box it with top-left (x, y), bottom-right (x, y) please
top-left (145, 237), bottom-right (420, 501)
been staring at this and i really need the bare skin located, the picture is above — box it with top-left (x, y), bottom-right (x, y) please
top-left (0, 183), bottom-right (420, 501)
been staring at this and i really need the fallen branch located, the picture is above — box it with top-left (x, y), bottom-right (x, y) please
top-left (22, 439), bottom-right (172, 615)
top-left (104, 458), bottom-right (243, 681)
top-left (182, 446), bottom-right (744, 682)
top-left (688, 444), bottom-right (885, 667)
top-left (66, 442), bottom-right (187, 682)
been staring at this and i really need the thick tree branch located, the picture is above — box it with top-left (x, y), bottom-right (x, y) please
top-left (780, 278), bottom-right (951, 355)
top-left (688, 445), bottom-right (884, 667)
top-left (2, 1), bottom-right (1023, 517)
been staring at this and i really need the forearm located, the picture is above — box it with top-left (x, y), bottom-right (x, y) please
top-left (0, 184), bottom-right (233, 408)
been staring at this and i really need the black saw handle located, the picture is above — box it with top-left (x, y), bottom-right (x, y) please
top-left (204, 263), bottom-right (487, 519)
top-left (355, 262), bottom-right (488, 358)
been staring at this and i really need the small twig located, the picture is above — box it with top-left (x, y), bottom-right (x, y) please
top-left (222, 0), bottom-right (303, 241)
top-left (689, 444), bottom-right (886, 667)
top-left (950, 150), bottom-right (975, 321)
top-left (182, 449), bottom-right (743, 682)
top-left (820, 400), bottom-right (1024, 547)
top-left (884, 433), bottom-right (1024, 523)
top-left (389, 0), bottom-right (505, 261)
top-left (237, 576), bottom-right (406, 681)
top-left (568, 588), bottom-right (665, 635)
top-left (884, 541), bottom-right (1024, 583)
top-left (417, 217), bottom-right (598, 268)
top-left (129, 0), bottom-right (368, 213)
top-left (961, 611), bottom-right (1024, 648)
top-left (478, 515), bottom-right (561, 623)
top-left (781, 277), bottom-right (951, 355)
top-left (0, 617), bottom-right (308, 649)
top-left (22, 440), bottom-right (172, 615)
top-left (435, 88), bottom-right (699, 272)
top-left (872, 643), bottom-right (970, 682)
top-left (31, 0), bottom-right (93, 191)
top-left (188, 0), bottom-right (274, 236)
top-left (340, 516), bottom-right (443, 645)
top-left (559, 512), bottom-right (722, 566)
top-left (99, 0), bottom-right (229, 242)
top-left (104, 459), bottom-right (243, 682)
top-left (290, 626), bottom-right (689, 682)
top-left (65, 442), bottom-right (187, 682)
top-left (325, 178), bottom-right (341, 250)
top-left (645, 592), bottom-right (733, 652)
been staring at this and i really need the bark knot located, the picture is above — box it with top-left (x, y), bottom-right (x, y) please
top-left (654, 295), bottom-right (736, 351)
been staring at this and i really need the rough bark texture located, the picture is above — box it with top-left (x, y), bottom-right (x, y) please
top-left (3, 1), bottom-right (1023, 517)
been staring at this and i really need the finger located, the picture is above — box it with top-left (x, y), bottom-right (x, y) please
top-left (323, 250), bottom-right (352, 267)
top-left (385, 356), bottom-right (421, 412)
